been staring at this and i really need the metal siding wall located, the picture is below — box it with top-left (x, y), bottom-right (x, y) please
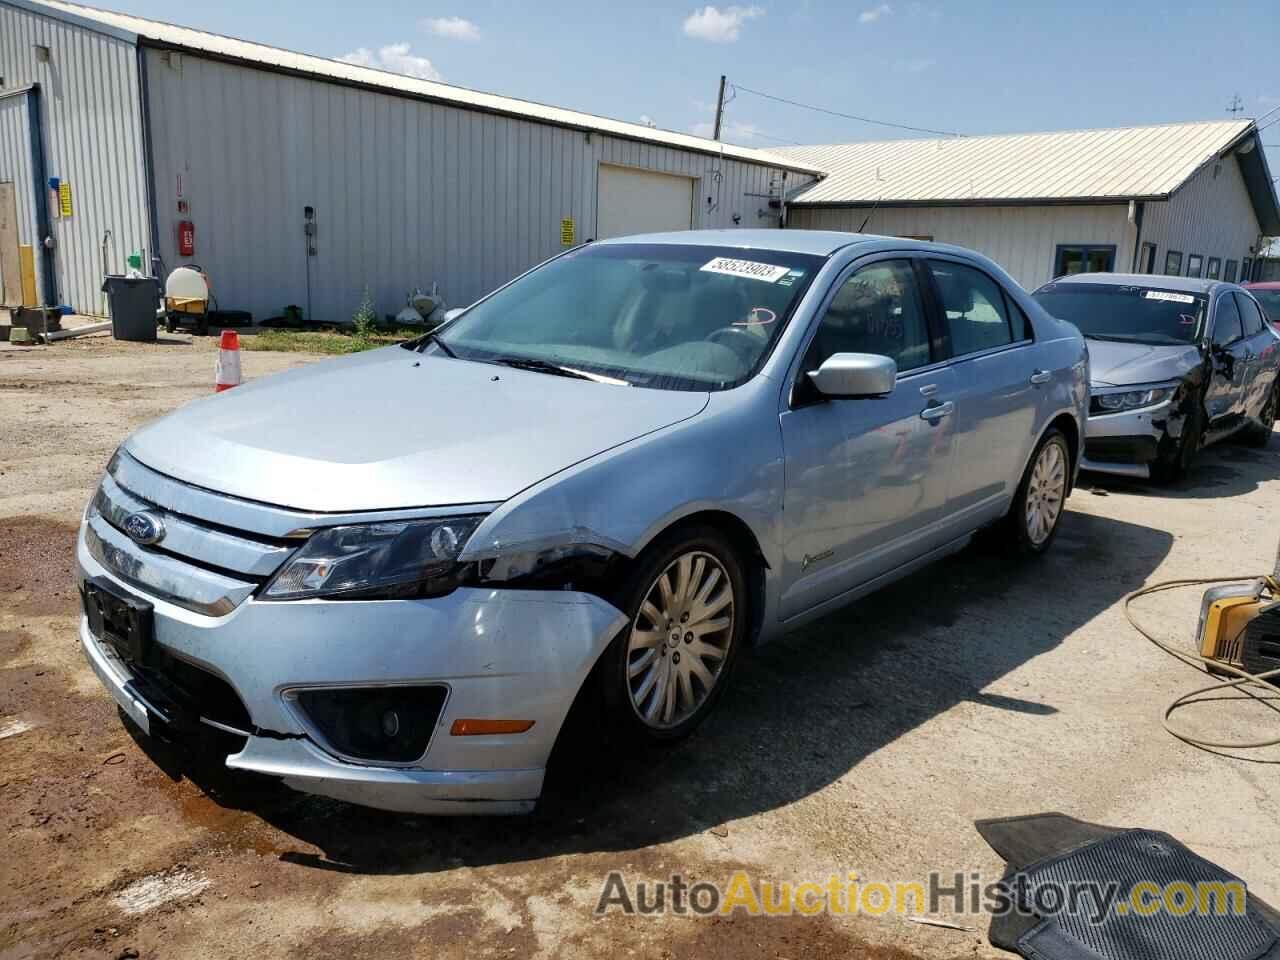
top-left (1138, 156), bottom-right (1261, 276)
top-left (143, 49), bottom-right (794, 322)
top-left (0, 93), bottom-right (40, 298)
top-left (0, 2), bottom-right (149, 313)
top-left (788, 203), bottom-right (1131, 290)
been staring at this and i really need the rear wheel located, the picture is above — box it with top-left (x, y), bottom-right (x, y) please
top-left (1003, 429), bottom-right (1070, 555)
top-left (1242, 382), bottom-right (1278, 448)
top-left (597, 526), bottom-right (746, 742)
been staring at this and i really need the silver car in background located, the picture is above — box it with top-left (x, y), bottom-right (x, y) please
top-left (1033, 274), bottom-right (1280, 481)
top-left (77, 231), bottom-right (1087, 815)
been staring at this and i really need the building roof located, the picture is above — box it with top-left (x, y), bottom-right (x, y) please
top-left (10, 0), bottom-right (824, 176)
top-left (777, 121), bottom-right (1280, 232)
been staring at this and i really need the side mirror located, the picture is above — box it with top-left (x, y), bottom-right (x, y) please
top-left (442, 307), bottom-right (466, 323)
top-left (807, 352), bottom-right (897, 398)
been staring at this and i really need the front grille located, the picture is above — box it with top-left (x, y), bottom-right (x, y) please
top-left (85, 451), bottom-right (306, 615)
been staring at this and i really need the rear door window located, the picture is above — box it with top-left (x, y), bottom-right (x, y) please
top-left (926, 260), bottom-right (1015, 357)
top-left (1236, 294), bottom-right (1266, 338)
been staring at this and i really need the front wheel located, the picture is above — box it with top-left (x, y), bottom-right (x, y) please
top-left (1150, 402), bottom-right (1203, 482)
top-left (597, 526), bottom-right (746, 742)
top-left (1003, 429), bottom-right (1070, 555)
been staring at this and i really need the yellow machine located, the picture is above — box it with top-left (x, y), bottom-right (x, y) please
top-left (1195, 577), bottom-right (1280, 680)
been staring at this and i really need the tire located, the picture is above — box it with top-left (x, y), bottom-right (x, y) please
top-left (1002, 428), bottom-right (1070, 555)
top-left (1242, 383), bottom-right (1278, 448)
top-left (596, 525), bottom-right (747, 743)
top-left (1150, 402), bottom-right (1203, 482)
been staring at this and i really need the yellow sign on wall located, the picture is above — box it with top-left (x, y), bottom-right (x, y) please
top-left (560, 217), bottom-right (575, 246)
top-left (58, 181), bottom-right (73, 218)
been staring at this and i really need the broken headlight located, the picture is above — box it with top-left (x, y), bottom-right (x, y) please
top-left (263, 516), bottom-right (486, 600)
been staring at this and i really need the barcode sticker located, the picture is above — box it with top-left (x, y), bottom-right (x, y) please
top-left (701, 257), bottom-right (791, 283)
top-left (1144, 290), bottom-right (1196, 304)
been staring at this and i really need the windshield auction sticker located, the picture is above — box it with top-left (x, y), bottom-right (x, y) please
top-left (701, 257), bottom-right (791, 283)
top-left (1143, 290), bottom-right (1196, 304)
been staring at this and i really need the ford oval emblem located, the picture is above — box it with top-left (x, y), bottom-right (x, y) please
top-left (122, 511), bottom-right (165, 546)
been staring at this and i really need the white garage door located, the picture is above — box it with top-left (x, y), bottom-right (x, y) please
top-left (596, 164), bottom-right (694, 240)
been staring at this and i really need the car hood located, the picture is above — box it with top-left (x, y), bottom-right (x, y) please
top-left (1086, 339), bottom-right (1202, 387)
top-left (125, 347), bottom-right (708, 512)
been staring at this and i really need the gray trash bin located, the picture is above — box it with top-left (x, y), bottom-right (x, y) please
top-left (101, 275), bottom-right (161, 342)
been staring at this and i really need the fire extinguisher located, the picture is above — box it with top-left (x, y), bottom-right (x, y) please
top-left (177, 220), bottom-right (195, 258)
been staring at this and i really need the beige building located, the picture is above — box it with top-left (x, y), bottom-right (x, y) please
top-left (779, 121), bottom-right (1279, 290)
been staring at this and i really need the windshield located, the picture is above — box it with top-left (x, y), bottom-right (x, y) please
top-left (1032, 282), bottom-right (1207, 345)
top-left (1251, 289), bottom-right (1280, 325)
top-left (421, 243), bottom-right (822, 390)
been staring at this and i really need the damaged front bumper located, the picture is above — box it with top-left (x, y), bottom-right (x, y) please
top-left (1081, 388), bottom-right (1183, 479)
top-left (76, 533), bottom-right (627, 815)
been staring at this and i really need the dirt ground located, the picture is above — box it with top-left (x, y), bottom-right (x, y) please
top-left (2, 332), bottom-right (1279, 960)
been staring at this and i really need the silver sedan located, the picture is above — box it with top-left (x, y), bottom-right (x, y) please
top-left (77, 231), bottom-right (1087, 814)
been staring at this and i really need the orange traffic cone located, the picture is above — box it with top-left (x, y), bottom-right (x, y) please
top-left (215, 330), bottom-right (242, 392)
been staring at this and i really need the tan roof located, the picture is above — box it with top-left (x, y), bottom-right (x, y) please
top-left (17, 0), bottom-right (823, 175)
top-left (779, 121), bottom-right (1255, 205)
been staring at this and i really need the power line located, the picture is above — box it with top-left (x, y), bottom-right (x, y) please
top-left (730, 82), bottom-right (965, 138)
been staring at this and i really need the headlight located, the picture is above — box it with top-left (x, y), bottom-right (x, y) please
top-left (263, 515), bottom-right (485, 600)
top-left (1090, 385), bottom-right (1174, 415)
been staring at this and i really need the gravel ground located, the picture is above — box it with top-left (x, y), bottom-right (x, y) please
top-left (2, 333), bottom-right (1278, 960)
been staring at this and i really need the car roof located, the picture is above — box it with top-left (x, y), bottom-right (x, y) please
top-left (1039, 272), bottom-right (1234, 295)
top-left (1243, 281), bottom-right (1280, 290)
top-left (593, 229), bottom-right (961, 258)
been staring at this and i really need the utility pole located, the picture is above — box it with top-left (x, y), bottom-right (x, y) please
top-left (1227, 93), bottom-right (1244, 117)
top-left (713, 75), bottom-right (727, 140)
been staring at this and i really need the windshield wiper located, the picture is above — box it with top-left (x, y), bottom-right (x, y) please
top-left (489, 356), bottom-right (595, 381)
top-left (422, 331), bottom-right (457, 357)
top-left (1084, 334), bottom-right (1147, 343)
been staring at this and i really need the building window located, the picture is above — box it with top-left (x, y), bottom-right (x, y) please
top-left (1224, 260), bottom-right (1238, 283)
top-left (1165, 250), bottom-right (1183, 275)
top-left (1137, 242), bottom-right (1157, 274)
top-left (1206, 257), bottom-right (1221, 280)
top-left (1186, 254), bottom-right (1204, 278)
top-left (1241, 257), bottom-right (1252, 283)
top-left (1053, 244), bottom-right (1115, 277)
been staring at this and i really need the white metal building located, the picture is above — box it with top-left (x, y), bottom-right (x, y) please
top-left (0, 0), bottom-right (820, 319)
top-left (778, 122), bottom-right (1280, 291)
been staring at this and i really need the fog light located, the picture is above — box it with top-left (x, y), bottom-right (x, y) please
top-left (292, 686), bottom-right (447, 763)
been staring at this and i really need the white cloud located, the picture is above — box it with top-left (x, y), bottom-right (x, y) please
top-left (858, 3), bottom-right (892, 22)
top-left (682, 5), bottom-right (764, 43)
top-left (639, 115), bottom-right (658, 127)
top-left (423, 16), bottom-right (481, 40)
top-left (339, 43), bottom-right (442, 80)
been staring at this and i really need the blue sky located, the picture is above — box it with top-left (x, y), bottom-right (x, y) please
top-left (104, 0), bottom-right (1279, 168)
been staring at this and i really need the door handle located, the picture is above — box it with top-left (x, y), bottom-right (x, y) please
top-left (920, 400), bottom-right (955, 422)
top-left (1029, 369), bottom-right (1052, 385)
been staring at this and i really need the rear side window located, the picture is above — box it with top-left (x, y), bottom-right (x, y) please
top-left (1236, 294), bottom-right (1266, 337)
top-left (805, 259), bottom-right (932, 374)
top-left (927, 260), bottom-right (1015, 357)
top-left (1213, 296), bottom-right (1243, 346)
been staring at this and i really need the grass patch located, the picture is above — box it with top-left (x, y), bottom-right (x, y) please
top-left (241, 326), bottom-right (425, 355)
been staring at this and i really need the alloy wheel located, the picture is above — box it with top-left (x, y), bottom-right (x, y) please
top-left (1025, 440), bottom-right (1066, 545)
top-left (626, 550), bottom-right (735, 729)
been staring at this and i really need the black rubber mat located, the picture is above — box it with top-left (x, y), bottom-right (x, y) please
top-left (975, 815), bottom-right (1280, 960)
